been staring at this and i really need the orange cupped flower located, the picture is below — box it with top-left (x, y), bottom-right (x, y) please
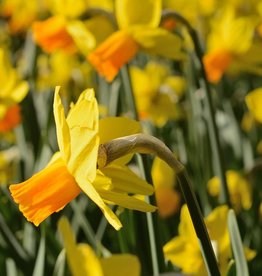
top-left (0, 105), bottom-right (21, 132)
top-left (203, 49), bottom-right (233, 83)
top-left (9, 157), bottom-right (81, 226)
top-left (88, 30), bottom-right (139, 82)
top-left (32, 16), bottom-right (76, 54)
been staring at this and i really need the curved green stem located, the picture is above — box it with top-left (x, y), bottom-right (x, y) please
top-left (161, 10), bottom-right (230, 205)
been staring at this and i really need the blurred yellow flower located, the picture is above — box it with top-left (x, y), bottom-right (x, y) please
top-left (58, 216), bottom-right (141, 276)
top-left (245, 87), bottom-right (262, 123)
top-left (164, 205), bottom-right (256, 276)
top-left (0, 48), bottom-right (29, 132)
top-left (88, 0), bottom-right (185, 82)
top-left (130, 62), bottom-right (185, 126)
top-left (151, 157), bottom-right (180, 218)
top-left (0, 0), bottom-right (44, 33)
top-left (208, 170), bottom-right (252, 213)
top-left (9, 87), bottom-right (155, 230)
top-left (36, 51), bottom-right (92, 92)
top-left (203, 7), bottom-right (257, 83)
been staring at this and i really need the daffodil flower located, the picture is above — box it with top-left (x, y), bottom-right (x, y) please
top-left (203, 7), bottom-right (258, 83)
top-left (0, 0), bottom-right (40, 33)
top-left (88, 0), bottom-right (185, 82)
top-left (58, 217), bottom-right (141, 276)
top-left (208, 170), bottom-right (252, 213)
top-left (9, 87), bottom-right (155, 230)
top-left (0, 48), bottom-right (29, 132)
top-left (164, 205), bottom-right (256, 276)
top-left (32, 1), bottom-right (115, 55)
top-left (130, 61), bottom-right (185, 126)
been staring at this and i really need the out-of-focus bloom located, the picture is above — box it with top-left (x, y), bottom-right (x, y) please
top-left (203, 7), bottom-right (257, 83)
top-left (58, 217), bottom-right (141, 276)
top-left (130, 61), bottom-right (185, 126)
top-left (9, 87), bottom-right (155, 230)
top-left (32, 16), bottom-right (77, 54)
top-left (0, 0), bottom-right (44, 33)
top-left (164, 205), bottom-right (256, 276)
top-left (245, 87), bottom-right (262, 123)
top-left (151, 157), bottom-right (180, 218)
top-left (32, 1), bottom-right (114, 55)
top-left (208, 170), bottom-right (252, 213)
top-left (36, 51), bottom-right (92, 92)
top-left (0, 49), bottom-right (29, 132)
top-left (88, 0), bottom-right (185, 82)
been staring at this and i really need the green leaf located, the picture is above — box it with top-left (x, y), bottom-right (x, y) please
top-left (228, 209), bottom-right (249, 276)
top-left (32, 226), bottom-right (46, 276)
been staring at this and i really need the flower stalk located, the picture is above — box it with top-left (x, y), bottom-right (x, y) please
top-left (161, 10), bottom-right (230, 206)
top-left (98, 133), bottom-right (221, 276)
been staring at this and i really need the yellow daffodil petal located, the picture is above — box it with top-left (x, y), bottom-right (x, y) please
top-left (66, 20), bottom-right (96, 56)
top-left (100, 254), bottom-right (141, 276)
top-left (9, 81), bottom-right (29, 102)
top-left (101, 164), bottom-right (154, 195)
top-left (66, 89), bottom-right (99, 182)
top-left (48, 0), bottom-right (86, 18)
top-left (164, 236), bottom-right (204, 275)
top-left (244, 247), bottom-right (257, 261)
top-left (58, 217), bottom-right (103, 276)
top-left (77, 245), bottom-right (104, 276)
top-left (53, 87), bottom-right (71, 162)
top-left (76, 176), bottom-right (122, 230)
top-left (115, 0), bottom-right (161, 29)
top-left (99, 117), bottom-right (141, 165)
top-left (245, 88), bottom-right (262, 123)
top-left (99, 190), bottom-right (157, 212)
top-left (93, 169), bottom-right (113, 190)
top-left (132, 27), bottom-right (185, 60)
top-left (178, 204), bottom-right (197, 238)
top-left (152, 157), bottom-right (175, 189)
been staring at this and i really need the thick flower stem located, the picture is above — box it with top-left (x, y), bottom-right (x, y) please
top-left (161, 10), bottom-right (230, 206)
top-left (98, 133), bottom-right (221, 276)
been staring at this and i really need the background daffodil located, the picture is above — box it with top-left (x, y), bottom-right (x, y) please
top-left (0, 48), bottom-right (29, 132)
top-left (88, 0), bottom-right (185, 82)
top-left (164, 205), bottom-right (256, 276)
top-left (58, 217), bottom-right (141, 276)
top-left (130, 61), bottom-right (185, 126)
top-left (208, 170), bottom-right (252, 213)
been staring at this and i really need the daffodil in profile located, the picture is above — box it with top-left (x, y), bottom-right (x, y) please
top-left (9, 87), bottom-right (155, 230)
top-left (203, 7), bottom-right (257, 83)
top-left (88, 0), bottom-right (185, 82)
top-left (58, 216), bottom-right (141, 276)
top-left (164, 205), bottom-right (256, 276)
